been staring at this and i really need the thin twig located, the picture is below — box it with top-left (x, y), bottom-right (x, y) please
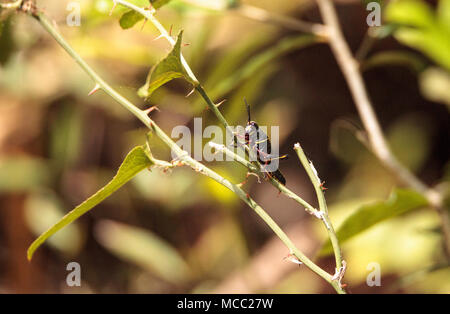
top-left (113, 0), bottom-right (320, 217)
top-left (112, 1), bottom-right (348, 291)
top-left (208, 142), bottom-right (320, 217)
top-left (293, 143), bottom-right (344, 278)
top-left (316, 0), bottom-right (450, 259)
top-left (233, 4), bottom-right (327, 37)
top-left (23, 6), bottom-right (345, 293)
top-left (181, 0), bottom-right (326, 36)
top-left (355, 28), bottom-right (378, 62)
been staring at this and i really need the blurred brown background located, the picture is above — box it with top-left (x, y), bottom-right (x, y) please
top-left (0, 0), bottom-right (449, 293)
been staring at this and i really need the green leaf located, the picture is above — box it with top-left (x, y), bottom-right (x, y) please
top-left (320, 189), bottom-right (428, 255)
top-left (226, 0), bottom-right (241, 8)
top-left (95, 220), bottom-right (191, 283)
top-left (150, 0), bottom-right (172, 9)
top-left (385, 0), bottom-right (450, 70)
top-left (419, 66), bottom-right (450, 108)
top-left (385, 0), bottom-right (435, 28)
top-left (393, 27), bottom-right (450, 70)
top-left (362, 50), bottom-right (428, 73)
top-left (0, 15), bottom-right (15, 65)
top-left (27, 146), bottom-right (154, 260)
top-left (119, 10), bottom-right (144, 29)
top-left (25, 191), bottom-right (84, 257)
top-left (438, 0), bottom-right (450, 32)
top-left (118, 0), bottom-right (172, 29)
top-left (138, 31), bottom-right (197, 98)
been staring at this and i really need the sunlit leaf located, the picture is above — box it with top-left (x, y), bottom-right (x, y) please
top-left (25, 191), bottom-right (84, 256)
top-left (420, 67), bottom-right (450, 108)
top-left (438, 0), bottom-right (450, 32)
top-left (150, 0), bottom-right (172, 9)
top-left (320, 189), bottom-right (429, 255)
top-left (27, 146), bottom-right (154, 260)
top-left (385, 0), bottom-right (434, 28)
top-left (362, 50), bottom-right (427, 73)
top-left (138, 31), bottom-right (197, 98)
top-left (0, 15), bottom-right (15, 65)
top-left (385, 0), bottom-right (450, 70)
top-left (95, 220), bottom-right (191, 283)
top-left (393, 28), bottom-right (450, 70)
top-left (119, 10), bottom-right (144, 29)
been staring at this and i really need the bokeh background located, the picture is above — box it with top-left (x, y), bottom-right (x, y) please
top-left (0, 0), bottom-right (449, 293)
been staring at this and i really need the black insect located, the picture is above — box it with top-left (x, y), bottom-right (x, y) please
top-left (241, 99), bottom-right (288, 185)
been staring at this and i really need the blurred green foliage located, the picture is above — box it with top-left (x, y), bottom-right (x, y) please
top-left (385, 0), bottom-right (450, 70)
top-left (320, 189), bottom-right (429, 255)
top-left (0, 0), bottom-right (448, 293)
top-left (27, 146), bottom-right (153, 260)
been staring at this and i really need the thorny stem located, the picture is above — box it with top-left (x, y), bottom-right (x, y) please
top-left (208, 142), bottom-right (320, 216)
top-left (293, 143), bottom-right (344, 277)
top-left (21, 5), bottom-right (346, 293)
top-left (316, 0), bottom-right (450, 260)
top-left (208, 142), bottom-right (346, 291)
top-left (112, 0), bottom-right (320, 216)
top-left (112, 0), bottom-right (346, 292)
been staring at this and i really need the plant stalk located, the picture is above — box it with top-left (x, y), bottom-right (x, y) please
top-left (27, 7), bottom-right (343, 293)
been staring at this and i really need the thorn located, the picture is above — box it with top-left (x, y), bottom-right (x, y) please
top-left (277, 190), bottom-right (282, 197)
top-left (238, 179), bottom-right (248, 188)
top-left (144, 3), bottom-right (155, 14)
top-left (185, 88), bottom-right (195, 98)
top-left (143, 106), bottom-right (160, 116)
top-left (239, 172), bottom-right (260, 187)
top-left (153, 34), bottom-right (164, 41)
top-left (215, 99), bottom-right (227, 108)
top-left (182, 43), bottom-right (190, 47)
top-left (169, 24), bottom-right (173, 37)
top-left (52, 18), bottom-right (58, 29)
top-left (284, 253), bottom-right (302, 266)
top-left (331, 260), bottom-right (347, 285)
top-left (246, 193), bottom-right (250, 199)
top-left (140, 18), bottom-right (148, 31)
top-left (88, 84), bottom-right (101, 96)
top-left (109, 1), bottom-right (117, 16)
top-left (248, 172), bottom-right (261, 184)
top-left (320, 181), bottom-right (328, 191)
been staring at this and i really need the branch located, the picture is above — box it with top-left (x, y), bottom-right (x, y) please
top-left (112, 1), bottom-right (347, 292)
top-left (21, 5), bottom-right (345, 293)
top-left (316, 0), bottom-right (450, 259)
top-left (208, 142), bottom-right (319, 216)
top-left (233, 4), bottom-right (327, 37)
top-left (181, 0), bottom-right (327, 36)
top-left (293, 143), bottom-right (345, 281)
top-left (113, 0), bottom-right (320, 216)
